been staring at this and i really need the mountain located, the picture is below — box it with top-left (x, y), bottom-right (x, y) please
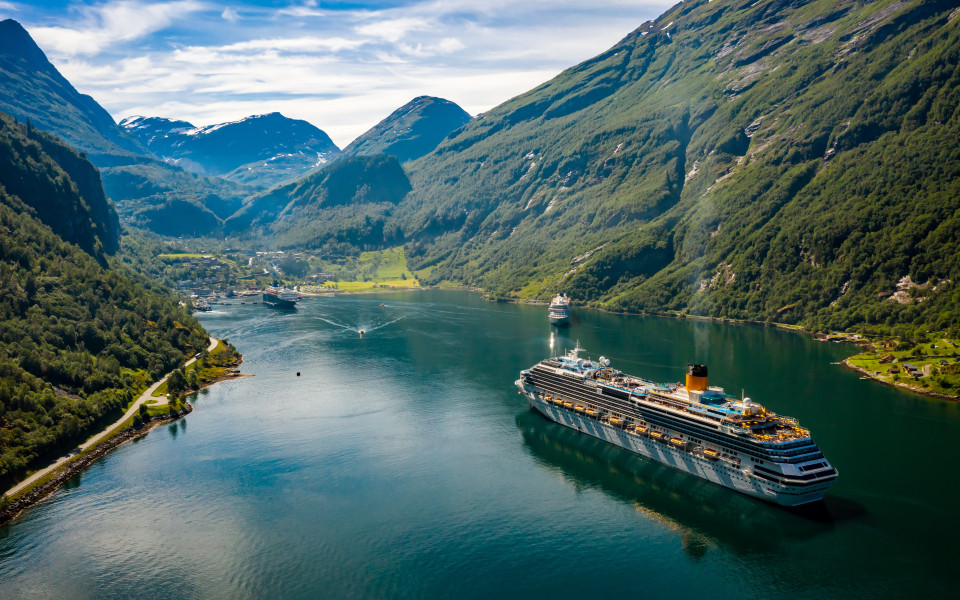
top-left (0, 112), bottom-right (209, 489)
top-left (0, 19), bottom-right (146, 163)
top-left (121, 112), bottom-right (340, 189)
top-left (0, 19), bottom-right (248, 236)
top-left (224, 154), bottom-right (411, 250)
top-left (378, 0), bottom-right (960, 334)
top-left (0, 110), bottom-right (119, 259)
top-left (341, 96), bottom-right (471, 163)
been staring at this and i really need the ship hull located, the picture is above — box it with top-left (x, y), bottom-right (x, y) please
top-left (549, 315), bottom-right (570, 326)
top-left (262, 293), bottom-right (297, 308)
top-left (520, 389), bottom-right (832, 507)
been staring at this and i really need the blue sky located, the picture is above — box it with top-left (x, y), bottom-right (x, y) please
top-left (0, 1), bottom-right (674, 146)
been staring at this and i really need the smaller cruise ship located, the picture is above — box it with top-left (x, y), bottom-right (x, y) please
top-left (263, 285), bottom-right (299, 308)
top-left (548, 293), bottom-right (571, 325)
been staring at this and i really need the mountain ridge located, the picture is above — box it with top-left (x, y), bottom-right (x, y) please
top-left (341, 96), bottom-right (471, 163)
top-left (121, 112), bottom-right (340, 189)
top-left (0, 18), bottom-right (250, 236)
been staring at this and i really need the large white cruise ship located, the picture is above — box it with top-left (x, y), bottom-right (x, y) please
top-left (516, 345), bottom-right (837, 506)
top-left (548, 293), bottom-right (571, 325)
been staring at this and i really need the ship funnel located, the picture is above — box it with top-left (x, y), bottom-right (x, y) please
top-left (686, 364), bottom-right (708, 391)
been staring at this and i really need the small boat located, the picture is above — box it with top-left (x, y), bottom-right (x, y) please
top-left (649, 430), bottom-right (665, 439)
top-left (359, 329), bottom-right (365, 336)
top-left (703, 448), bottom-right (720, 460)
top-left (585, 408), bottom-right (598, 417)
top-left (669, 437), bottom-right (686, 447)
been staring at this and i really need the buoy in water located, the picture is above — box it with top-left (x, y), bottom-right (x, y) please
top-left (296, 372), bottom-right (300, 377)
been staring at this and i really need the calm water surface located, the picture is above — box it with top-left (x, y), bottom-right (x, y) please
top-left (2, 290), bottom-right (959, 598)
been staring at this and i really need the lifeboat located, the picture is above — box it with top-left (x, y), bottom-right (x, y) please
top-left (670, 437), bottom-right (686, 447)
top-left (574, 405), bottom-right (586, 413)
top-left (609, 417), bottom-right (622, 427)
top-left (649, 431), bottom-right (664, 440)
top-left (585, 408), bottom-right (598, 417)
top-left (703, 448), bottom-right (720, 460)
top-left (635, 425), bottom-right (648, 435)
top-left (563, 401), bottom-right (574, 409)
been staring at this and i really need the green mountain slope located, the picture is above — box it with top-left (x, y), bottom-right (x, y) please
top-left (0, 19), bottom-right (249, 236)
top-left (225, 154), bottom-right (411, 250)
top-left (392, 0), bottom-right (960, 333)
top-left (341, 96), bottom-right (471, 163)
top-left (0, 118), bottom-right (209, 489)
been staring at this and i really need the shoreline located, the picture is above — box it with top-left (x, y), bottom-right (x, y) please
top-left (841, 359), bottom-right (959, 402)
top-left (0, 405), bottom-right (191, 525)
top-left (483, 291), bottom-right (958, 402)
top-left (0, 359), bottom-right (246, 526)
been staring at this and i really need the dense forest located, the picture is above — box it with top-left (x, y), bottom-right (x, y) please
top-left (0, 114), bottom-right (208, 490)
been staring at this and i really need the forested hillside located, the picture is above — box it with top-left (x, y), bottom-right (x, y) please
top-left (381, 0), bottom-right (960, 334)
top-left (0, 111), bottom-right (119, 259)
top-left (226, 154), bottom-right (412, 251)
top-left (0, 115), bottom-right (209, 489)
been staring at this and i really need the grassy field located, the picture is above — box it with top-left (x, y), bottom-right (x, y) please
top-left (318, 247), bottom-right (420, 292)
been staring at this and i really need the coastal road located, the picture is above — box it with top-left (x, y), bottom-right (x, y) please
top-left (3, 337), bottom-right (218, 500)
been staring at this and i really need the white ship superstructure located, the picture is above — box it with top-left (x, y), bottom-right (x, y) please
top-left (263, 285), bottom-right (299, 308)
top-left (548, 293), bottom-right (571, 325)
top-left (515, 345), bottom-right (837, 506)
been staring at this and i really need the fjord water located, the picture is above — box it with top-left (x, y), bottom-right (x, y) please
top-left (2, 291), bottom-right (958, 598)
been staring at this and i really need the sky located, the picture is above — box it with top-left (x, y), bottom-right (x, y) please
top-left (0, 1), bottom-right (675, 147)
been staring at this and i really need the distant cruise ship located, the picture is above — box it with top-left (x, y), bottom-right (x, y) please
top-left (263, 285), bottom-right (299, 308)
top-left (516, 344), bottom-right (837, 506)
top-left (548, 293), bottom-right (571, 325)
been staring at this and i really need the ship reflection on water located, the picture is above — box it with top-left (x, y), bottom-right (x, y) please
top-left (516, 410), bottom-right (847, 557)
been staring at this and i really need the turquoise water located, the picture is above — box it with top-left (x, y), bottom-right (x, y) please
top-left (1, 290), bottom-right (958, 598)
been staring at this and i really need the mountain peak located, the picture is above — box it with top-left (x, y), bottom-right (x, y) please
top-left (0, 19), bottom-right (49, 68)
top-left (342, 96), bottom-right (471, 163)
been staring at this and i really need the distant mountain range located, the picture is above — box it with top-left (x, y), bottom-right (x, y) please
top-left (120, 113), bottom-right (340, 190)
top-left (341, 96), bottom-right (471, 163)
top-left (0, 18), bottom-right (250, 236)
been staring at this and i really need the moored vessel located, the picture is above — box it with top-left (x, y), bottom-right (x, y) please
top-left (516, 344), bottom-right (837, 506)
top-left (263, 285), bottom-right (299, 308)
top-left (548, 293), bottom-right (571, 325)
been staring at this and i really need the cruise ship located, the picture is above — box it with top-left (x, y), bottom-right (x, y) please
top-left (263, 285), bottom-right (299, 308)
top-left (515, 345), bottom-right (837, 506)
top-left (548, 293), bottom-right (571, 325)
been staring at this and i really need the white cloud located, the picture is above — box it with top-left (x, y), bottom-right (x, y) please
top-left (221, 6), bottom-right (238, 22)
top-left (354, 17), bottom-right (430, 43)
top-left (30, 0), bottom-right (208, 56)
top-left (216, 36), bottom-right (366, 54)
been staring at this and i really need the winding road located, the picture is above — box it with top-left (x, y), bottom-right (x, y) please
top-left (3, 337), bottom-right (218, 499)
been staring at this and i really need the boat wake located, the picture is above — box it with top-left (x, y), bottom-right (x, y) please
top-left (315, 314), bottom-right (405, 335)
